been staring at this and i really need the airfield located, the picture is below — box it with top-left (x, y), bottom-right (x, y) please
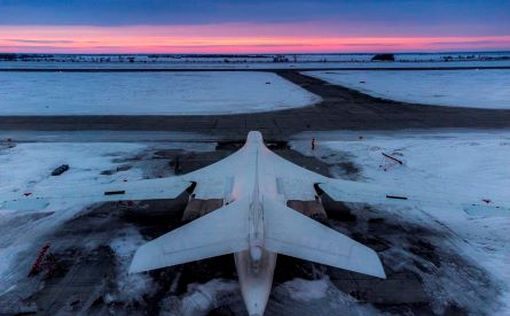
top-left (0, 56), bottom-right (509, 315)
top-left (2, 68), bottom-right (510, 138)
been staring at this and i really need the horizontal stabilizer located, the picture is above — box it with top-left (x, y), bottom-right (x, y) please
top-left (263, 199), bottom-right (386, 278)
top-left (129, 198), bottom-right (250, 273)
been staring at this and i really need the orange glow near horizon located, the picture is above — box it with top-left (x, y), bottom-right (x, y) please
top-left (1, 25), bottom-right (510, 54)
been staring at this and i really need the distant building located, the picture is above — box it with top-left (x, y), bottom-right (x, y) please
top-left (371, 53), bottom-right (395, 62)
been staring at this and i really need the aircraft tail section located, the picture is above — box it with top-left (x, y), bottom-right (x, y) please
top-left (263, 199), bottom-right (386, 278)
top-left (129, 198), bottom-right (250, 273)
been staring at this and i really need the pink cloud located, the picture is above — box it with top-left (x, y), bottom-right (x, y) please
top-left (1, 24), bottom-right (509, 53)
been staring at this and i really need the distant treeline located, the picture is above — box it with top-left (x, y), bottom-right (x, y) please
top-left (146, 54), bottom-right (270, 58)
top-left (0, 53), bottom-right (54, 61)
top-left (1, 52), bottom-right (509, 63)
top-left (0, 53), bottom-right (273, 61)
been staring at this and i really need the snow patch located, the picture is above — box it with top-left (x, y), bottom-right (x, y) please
top-left (305, 69), bottom-right (510, 109)
top-left (271, 277), bottom-right (381, 315)
top-left (0, 71), bottom-right (320, 115)
top-left (282, 277), bottom-right (329, 302)
top-left (109, 226), bottom-right (156, 302)
top-left (0, 142), bottom-right (146, 194)
top-left (160, 279), bottom-right (239, 316)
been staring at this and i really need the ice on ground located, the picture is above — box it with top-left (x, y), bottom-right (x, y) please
top-left (0, 71), bottom-right (320, 115)
top-left (305, 69), bottom-right (510, 109)
top-left (291, 130), bottom-right (510, 313)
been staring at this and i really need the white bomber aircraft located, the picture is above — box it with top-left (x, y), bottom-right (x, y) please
top-left (3, 131), bottom-right (507, 315)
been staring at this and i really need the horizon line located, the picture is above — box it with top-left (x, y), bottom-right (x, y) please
top-left (2, 49), bottom-right (510, 56)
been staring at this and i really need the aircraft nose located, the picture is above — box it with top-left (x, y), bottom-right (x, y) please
top-left (246, 300), bottom-right (265, 316)
top-left (242, 282), bottom-right (269, 316)
top-left (247, 131), bottom-right (263, 143)
top-left (235, 249), bottom-right (276, 316)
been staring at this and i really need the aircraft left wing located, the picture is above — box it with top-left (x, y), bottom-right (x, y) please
top-left (1, 177), bottom-right (192, 210)
top-left (318, 179), bottom-right (509, 214)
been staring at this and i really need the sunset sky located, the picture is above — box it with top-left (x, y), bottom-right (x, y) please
top-left (1, 0), bottom-right (509, 54)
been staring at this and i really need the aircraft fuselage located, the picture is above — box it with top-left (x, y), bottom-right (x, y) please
top-left (230, 132), bottom-right (280, 315)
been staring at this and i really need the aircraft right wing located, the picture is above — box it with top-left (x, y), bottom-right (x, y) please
top-left (129, 198), bottom-right (250, 273)
top-left (1, 177), bottom-right (193, 210)
top-left (263, 198), bottom-right (386, 278)
top-left (1, 143), bottom-right (248, 209)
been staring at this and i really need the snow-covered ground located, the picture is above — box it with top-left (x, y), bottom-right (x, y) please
top-left (2, 51), bottom-right (510, 69)
top-left (305, 69), bottom-right (510, 109)
top-left (0, 71), bottom-right (320, 115)
top-left (0, 141), bottom-right (214, 296)
top-left (2, 60), bottom-right (510, 70)
top-left (291, 130), bottom-right (510, 313)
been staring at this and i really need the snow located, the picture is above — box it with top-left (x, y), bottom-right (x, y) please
top-left (0, 142), bottom-right (145, 291)
top-left (290, 130), bottom-right (510, 313)
top-left (305, 69), bottom-right (510, 109)
top-left (0, 141), bottom-right (211, 294)
top-left (109, 226), bottom-right (156, 302)
top-left (0, 71), bottom-right (320, 115)
top-left (2, 51), bottom-right (510, 69)
top-left (3, 60), bottom-right (510, 70)
top-left (271, 276), bottom-right (381, 315)
top-left (282, 278), bottom-right (329, 302)
top-left (160, 279), bottom-right (240, 316)
top-left (0, 143), bottom-right (151, 198)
